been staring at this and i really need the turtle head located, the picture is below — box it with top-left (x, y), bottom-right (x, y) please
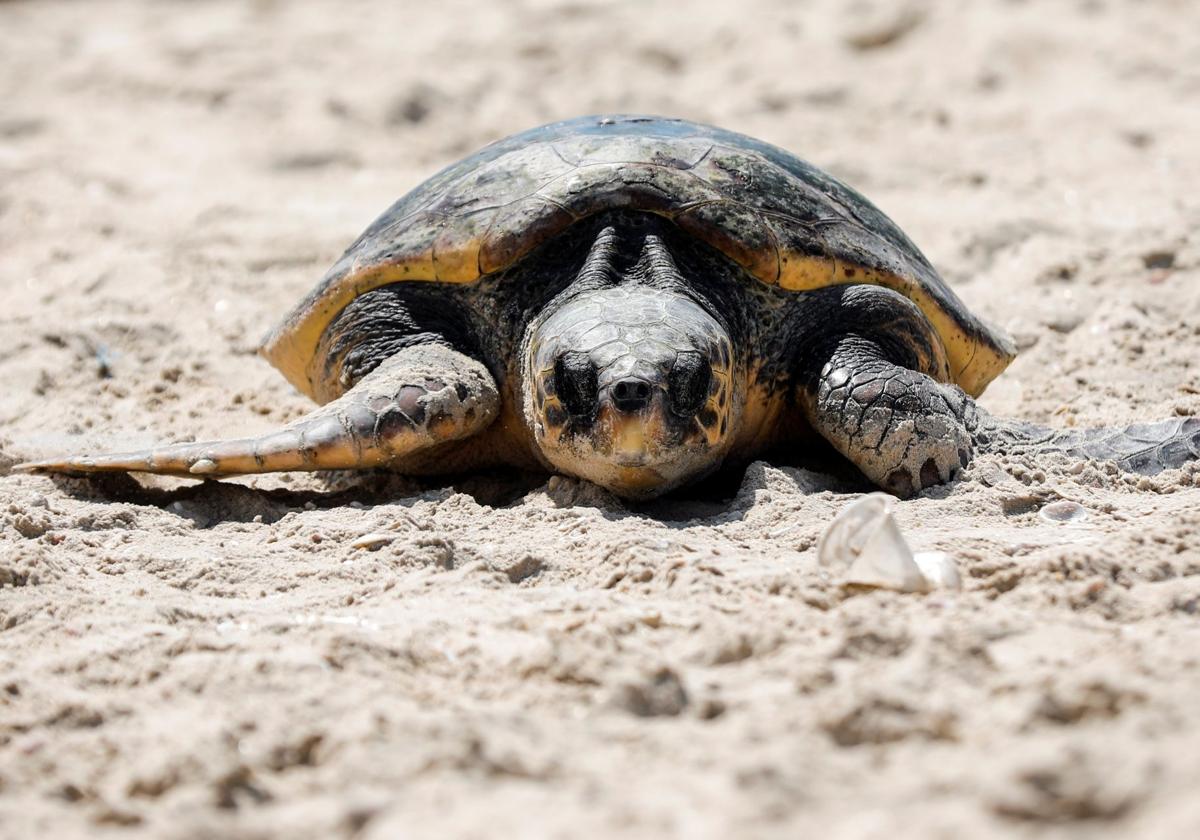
top-left (525, 285), bottom-right (738, 500)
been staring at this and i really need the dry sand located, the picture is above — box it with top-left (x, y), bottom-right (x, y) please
top-left (3, 0), bottom-right (1200, 837)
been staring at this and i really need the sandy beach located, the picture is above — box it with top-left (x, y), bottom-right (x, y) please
top-left (2, 0), bottom-right (1200, 837)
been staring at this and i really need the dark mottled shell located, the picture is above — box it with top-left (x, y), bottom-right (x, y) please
top-left (263, 115), bottom-right (1015, 399)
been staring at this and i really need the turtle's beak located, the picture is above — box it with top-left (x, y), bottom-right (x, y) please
top-left (610, 413), bottom-right (651, 466)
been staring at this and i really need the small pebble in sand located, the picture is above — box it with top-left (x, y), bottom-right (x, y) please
top-left (1039, 500), bottom-right (1088, 523)
top-left (351, 533), bottom-right (396, 550)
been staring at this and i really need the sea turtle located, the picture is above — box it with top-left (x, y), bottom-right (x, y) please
top-left (17, 115), bottom-right (1200, 499)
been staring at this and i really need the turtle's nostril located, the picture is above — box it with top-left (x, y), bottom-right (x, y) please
top-left (612, 378), bottom-right (652, 413)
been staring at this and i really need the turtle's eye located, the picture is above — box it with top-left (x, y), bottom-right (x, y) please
top-left (554, 352), bottom-right (599, 418)
top-left (668, 351), bottom-right (711, 417)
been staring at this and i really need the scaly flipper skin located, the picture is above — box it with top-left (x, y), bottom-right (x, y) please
top-left (805, 340), bottom-right (1200, 497)
top-left (15, 345), bottom-right (498, 478)
top-left (805, 339), bottom-right (978, 497)
top-left (977, 416), bottom-right (1200, 476)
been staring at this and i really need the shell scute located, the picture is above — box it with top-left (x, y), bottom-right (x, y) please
top-left (479, 196), bottom-right (575, 275)
top-left (676, 200), bottom-right (780, 285)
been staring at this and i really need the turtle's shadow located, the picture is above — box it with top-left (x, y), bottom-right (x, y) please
top-left (37, 441), bottom-right (874, 529)
top-left (536, 443), bottom-right (874, 526)
top-left (37, 467), bottom-right (550, 527)
top-left (39, 471), bottom-right (396, 526)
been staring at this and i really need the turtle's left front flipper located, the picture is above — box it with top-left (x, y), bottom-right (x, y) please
top-left (803, 336), bottom-right (1200, 496)
top-left (797, 287), bottom-right (983, 498)
top-left (804, 349), bottom-right (980, 498)
top-left (14, 344), bottom-right (499, 478)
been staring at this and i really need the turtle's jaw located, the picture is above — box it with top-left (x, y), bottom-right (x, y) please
top-left (535, 404), bottom-right (717, 500)
top-left (546, 402), bottom-right (709, 499)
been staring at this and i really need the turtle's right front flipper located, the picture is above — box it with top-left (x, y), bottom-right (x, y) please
top-left (14, 344), bottom-right (499, 478)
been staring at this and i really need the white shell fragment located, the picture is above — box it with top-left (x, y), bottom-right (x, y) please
top-left (912, 551), bottom-right (963, 591)
top-left (188, 458), bottom-right (218, 475)
top-left (817, 493), bottom-right (961, 593)
top-left (1038, 500), bottom-right (1088, 523)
